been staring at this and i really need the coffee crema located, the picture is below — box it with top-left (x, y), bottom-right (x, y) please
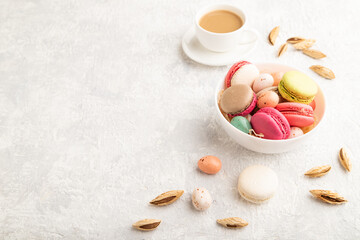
top-left (199, 10), bottom-right (243, 33)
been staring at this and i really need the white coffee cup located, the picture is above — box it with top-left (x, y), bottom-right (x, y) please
top-left (195, 3), bottom-right (258, 52)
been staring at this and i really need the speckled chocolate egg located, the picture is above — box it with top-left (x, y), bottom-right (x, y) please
top-left (198, 156), bottom-right (222, 174)
top-left (288, 127), bottom-right (304, 139)
top-left (252, 73), bottom-right (274, 93)
top-left (192, 187), bottom-right (212, 211)
top-left (257, 91), bottom-right (279, 108)
top-left (271, 72), bottom-right (284, 86)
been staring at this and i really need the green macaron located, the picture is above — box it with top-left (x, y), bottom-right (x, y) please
top-left (278, 71), bottom-right (318, 104)
top-left (231, 116), bottom-right (252, 134)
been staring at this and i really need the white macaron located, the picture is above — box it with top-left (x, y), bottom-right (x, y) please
top-left (231, 63), bottom-right (260, 87)
top-left (237, 165), bottom-right (278, 203)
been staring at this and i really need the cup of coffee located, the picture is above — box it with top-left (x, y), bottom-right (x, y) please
top-left (195, 3), bottom-right (258, 52)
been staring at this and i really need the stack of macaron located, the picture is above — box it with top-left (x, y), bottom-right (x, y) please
top-left (219, 61), bottom-right (318, 140)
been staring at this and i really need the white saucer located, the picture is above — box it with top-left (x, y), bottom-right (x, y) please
top-left (182, 27), bottom-right (257, 67)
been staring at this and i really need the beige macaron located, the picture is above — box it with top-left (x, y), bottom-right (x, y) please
top-left (219, 84), bottom-right (255, 115)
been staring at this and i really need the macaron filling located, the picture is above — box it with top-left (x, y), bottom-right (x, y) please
top-left (238, 190), bottom-right (274, 203)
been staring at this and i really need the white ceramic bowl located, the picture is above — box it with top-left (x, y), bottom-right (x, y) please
top-left (215, 63), bottom-right (326, 154)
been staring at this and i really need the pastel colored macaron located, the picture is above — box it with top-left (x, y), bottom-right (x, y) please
top-left (288, 127), bottom-right (304, 139)
top-left (250, 107), bottom-right (290, 140)
top-left (257, 90), bottom-right (279, 108)
top-left (275, 102), bottom-right (314, 127)
top-left (231, 116), bottom-right (252, 134)
top-left (278, 71), bottom-right (318, 104)
top-left (252, 73), bottom-right (274, 93)
top-left (238, 165), bottom-right (278, 203)
top-left (220, 84), bottom-right (257, 117)
top-left (225, 61), bottom-right (260, 88)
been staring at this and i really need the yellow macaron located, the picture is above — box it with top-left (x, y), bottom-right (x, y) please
top-left (278, 71), bottom-right (318, 104)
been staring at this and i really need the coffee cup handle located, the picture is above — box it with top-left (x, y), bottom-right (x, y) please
top-left (238, 28), bottom-right (259, 45)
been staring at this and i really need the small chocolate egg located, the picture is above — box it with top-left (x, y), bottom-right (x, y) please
top-left (231, 116), bottom-right (252, 134)
top-left (288, 127), bottom-right (304, 139)
top-left (252, 73), bottom-right (274, 93)
top-left (271, 72), bottom-right (284, 86)
top-left (198, 156), bottom-right (222, 174)
top-left (192, 187), bottom-right (212, 211)
top-left (257, 91), bottom-right (279, 108)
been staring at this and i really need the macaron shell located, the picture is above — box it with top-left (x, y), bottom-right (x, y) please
top-left (276, 102), bottom-right (314, 127)
top-left (220, 84), bottom-right (257, 117)
top-left (229, 92), bottom-right (257, 117)
top-left (283, 114), bottom-right (314, 127)
top-left (251, 107), bottom-right (290, 140)
top-left (238, 165), bottom-right (278, 203)
top-left (279, 71), bottom-right (318, 104)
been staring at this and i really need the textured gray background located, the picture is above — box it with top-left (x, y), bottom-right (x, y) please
top-left (1, 0), bottom-right (360, 239)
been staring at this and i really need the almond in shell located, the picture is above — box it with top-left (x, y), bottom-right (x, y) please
top-left (293, 39), bottom-right (316, 50)
top-left (278, 43), bottom-right (288, 57)
top-left (339, 147), bottom-right (352, 172)
top-left (310, 190), bottom-right (347, 205)
top-left (133, 219), bottom-right (161, 231)
top-left (268, 26), bottom-right (280, 45)
top-left (149, 190), bottom-right (184, 206)
top-left (309, 65), bottom-right (335, 79)
top-left (287, 37), bottom-right (306, 44)
top-left (217, 217), bottom-right (248, 228)
top-left (302, 49), bottom-right (326, 59)
top-left (304, 165), bottom-right (331, 177)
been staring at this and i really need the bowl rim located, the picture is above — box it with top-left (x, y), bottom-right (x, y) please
top-left (214, 62), bottom-right (327, 142)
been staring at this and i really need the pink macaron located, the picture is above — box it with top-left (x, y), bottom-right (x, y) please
top-left (224, 61), bottom-right (260, 88)
top-left (275, 102), bottom-right (314, 127)
top-left (250, 107), bottom-right (290, 140)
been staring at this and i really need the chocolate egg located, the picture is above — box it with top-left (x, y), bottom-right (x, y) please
top-left (288, 127), bottom-right (304, 139)
top-left (198, 156), bottom-right (222, 174)
top-left (192, 187), bottom-right (212, 211)
top-left (252, 73), bottom-right (274, 93)
top-left (231, 116), bottom-right (252, 134)
top-left (257, 91), bottom-right (279, 108)
top-left (271, 72), bottom-right (284, 86)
